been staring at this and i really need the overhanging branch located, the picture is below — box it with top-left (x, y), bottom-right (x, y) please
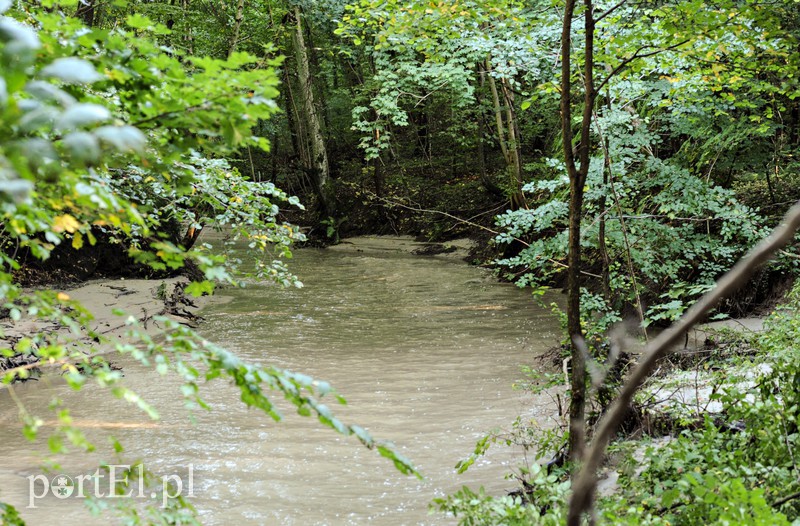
top-left (567, 199), bottom-right (800, 525)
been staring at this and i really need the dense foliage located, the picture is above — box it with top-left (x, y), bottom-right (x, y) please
top-left (3, 0), bottom-right (800, 522)
top-left (436, 282), bottom-right (800, 524)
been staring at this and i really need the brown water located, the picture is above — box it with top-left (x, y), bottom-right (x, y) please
top-left (0, 237), bottom-right (561, 525)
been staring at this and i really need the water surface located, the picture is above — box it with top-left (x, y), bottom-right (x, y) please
top-left (0, 236), bottom-right (560, 525)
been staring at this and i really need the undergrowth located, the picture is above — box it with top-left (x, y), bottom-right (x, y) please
top-left (435, 283), bottom-right (800, 525)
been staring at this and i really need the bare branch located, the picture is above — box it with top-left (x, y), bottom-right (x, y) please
top-left (595, 0), bottom-right (629, 23)
top-left (773, 489), bottom-right (800, 508)
top-left (567, 200), bottom-right (800, 525)
top-left (595, 39), bottom-right (691, 95)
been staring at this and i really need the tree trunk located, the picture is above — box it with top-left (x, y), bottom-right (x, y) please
top-left (282, 68), bottom-right (304, 163)
top-left (303, 21), bottom-right (331, 134)
top-left (561, 0), bottom-right (597, 466)
top-left (227, 0), bottom-right (245, 58)
top-left (412, 100), bottom-right (431, 159)
top-left (291, 6), bottom-right (334, 217)
top-left (476, 68), bottom-right (505, 198)
top-left (182, 0), bottom-right (194, 55)
top-left (373, 156), bottom-right (384, 198)
top-left (75, 0), bottom-right (96, 26)
top-left (501, 79), bottom-right (525, 209)
top-left (599, 165), bottom-right (611, 299)
top-left (486, 58), bottom-right (525, 209)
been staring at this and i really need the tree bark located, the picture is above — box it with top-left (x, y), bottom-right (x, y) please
top-left (291, 6), bottom-right (334, 217)
top-left (562, 0), bottom-right (597, 465)
top-left (182, 0), bottom-right (194, 55)
top-left (486, 58), bottom-right (525, 209)
top-left (475, 69), bottom-right (504, 198)
top-left (567, 199), bottom-right (800, 525)
top-left (75, 0), bottom-right (96, 27)
top-left (500, 79), bottom-right (525, 209)
top-left (227, 0), bottom-right (245, 58)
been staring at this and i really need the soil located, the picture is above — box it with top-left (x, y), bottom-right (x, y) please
top-left (0, 278), bottom-right (209, 383)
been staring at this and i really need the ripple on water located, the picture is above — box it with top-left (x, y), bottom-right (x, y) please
top-left (0, 237), bottom-right (561, 525)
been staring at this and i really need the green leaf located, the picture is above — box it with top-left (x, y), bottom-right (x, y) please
top-left (0, 179), bottom-right (33, 201)
top-left (350, 425), bottom-right (374, 447)
top-left (25, 80), bottom-right (76, 106)
top-left (62, 131), bottom-right (101, 162)
top-left (0, 19), bottom-right (40, 50)
top-left (40, 58), bottom-right (103, 84)
top-left (109, 436), bottom-right (124, 453)
top-left (55, 103), bottom-right (110, 130)
top-left (94, 125), bottom-right (147, 152)
top-left (126, 13), bottom-right (155, 29)
top-left (661, 488), bottom-right (680, 508)
top-left (184, 280), bottom-right (214, 297)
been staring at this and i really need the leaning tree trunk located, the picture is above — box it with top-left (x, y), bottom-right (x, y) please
top-left (291, 5), bottom-right (334, 217)
top-left (476, 67), bottom-right (506, 198)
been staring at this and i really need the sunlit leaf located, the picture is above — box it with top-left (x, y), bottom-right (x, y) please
top-left (52, 214), bottom-right (81, 234)
top-left (0, 179), bottom-right (33, 201)
top-left (25, 80), bottom-right (76, 107)
top-left (94, 125), bottom-right (147, 152)
top-left (0, 18), bottom-right (40, 50)
top-left (55, 103), bottom-right (111, 130)
top-left (40, 57), bottom-right (103, 84)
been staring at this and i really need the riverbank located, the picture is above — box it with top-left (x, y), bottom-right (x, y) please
top-left (0, 278), bottom-right (208, 381)
top-left (0, 234), bottom-right (479, 381)
top-left (0, 234), bottom-right (792, 524)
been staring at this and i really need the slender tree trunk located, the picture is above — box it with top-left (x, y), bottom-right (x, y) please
top-left (568, 200), bottom-right (800, 523)
top-left (477, 68), bottom-right (505, 198)
top-left (303, 22), bottom-right (331, 134)
top-left (599, 166), bottom-right (611, 299)
top-left (270, 133), bottom-right (278, 183)
top-left (562, 0), bottom-right (597, 466)
top-left (182, 0), bottom-right (194, 55)
top-left (291, 6), bottom-right (334, 217)
top-left (373, 156), bottom-right (384, 198)
top-left (766, 162), bottom-right (778, 205)
top-left (599, 94), bottom-right (613, 301)
top-left (283, 66), bottom-right (307, 166)
top-left (486, 58), bottom-right (525, 209)
top-left (413, 101), bottom-right (431, 159)
top-left (227, 0), bottom-right (245, 58)
top-left (501, 79), bottom-right (525, 208)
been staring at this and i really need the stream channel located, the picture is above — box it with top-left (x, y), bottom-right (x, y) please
top-left (0, 236), bottom-right (561, 525)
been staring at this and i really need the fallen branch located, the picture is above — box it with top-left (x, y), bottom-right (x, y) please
top-left (567, 200), bottom-right (800, 525)
top-left (1, 357), bottom-right (71, 380)
top-left (352, 185), bottom-right (606, 279)
top-left (773, 489), bottom-right (800, 508)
